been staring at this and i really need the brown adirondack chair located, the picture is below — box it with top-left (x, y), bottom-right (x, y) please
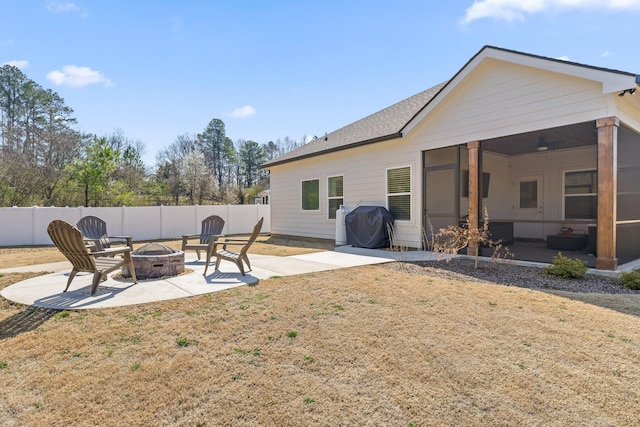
top-left (77, 215), bottom-right (133, 252)
top-left (209, 217), bottom-right (263, 276)
top-left (182, 215), bottom-right (226, 267)
top-left (48, 220), bottom-right (137, 295)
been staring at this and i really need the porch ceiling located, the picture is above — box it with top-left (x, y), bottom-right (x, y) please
top-left (482, 121), bottom-right (597, 156)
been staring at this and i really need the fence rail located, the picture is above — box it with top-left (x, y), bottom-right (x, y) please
top-left (0, 205), bottom-right (271, 247)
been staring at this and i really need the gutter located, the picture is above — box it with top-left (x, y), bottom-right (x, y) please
top-left (260, 131), bottom-right (403, 169)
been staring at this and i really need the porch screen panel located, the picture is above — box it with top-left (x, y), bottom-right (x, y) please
top-left (426, 168), bottom-right (456, 235)
top-left (564, 171), bottom-right (597, 220)
top-left (617, 126), bottom-right (640, 259)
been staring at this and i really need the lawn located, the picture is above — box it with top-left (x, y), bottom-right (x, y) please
top-left (0, 237), bottom-right (639, 426)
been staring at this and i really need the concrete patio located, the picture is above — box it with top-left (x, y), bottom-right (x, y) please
top-left (0, 247), bottom-right (413, 310)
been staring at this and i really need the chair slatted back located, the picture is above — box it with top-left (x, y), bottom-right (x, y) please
top-left (48, 220), bottom-right (96, 272)
top-left (238, 217), bottom-right (264, 258)
top-left (199, 215), bottom-right (225, 244)
top-left (77, 215), bottom-right (110, 250)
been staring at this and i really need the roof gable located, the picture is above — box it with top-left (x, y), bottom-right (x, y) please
top-left (402, 46), bottom-right (639, 136)
top-left (263, 45), bottom-right (639, 168)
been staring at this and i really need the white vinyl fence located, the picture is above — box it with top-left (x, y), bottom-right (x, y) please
top-left (0, 205), bottom-right (270, 247)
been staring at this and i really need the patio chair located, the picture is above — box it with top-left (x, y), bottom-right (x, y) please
top-left (209, 217), bottom-right (263, 276)
top-left (47, 220), bottom-right (137, 295)
top-left (182, 214), bottom-right (226, 267)
top-left (76, 215), bottom-right (133, 252)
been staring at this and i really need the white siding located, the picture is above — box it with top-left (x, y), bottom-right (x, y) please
top-left (269, 58), bottom-right (633, 247)
top-left (270, 138), bottom-right (423, 245)
top-left (407, 60), bottom-right (612, 149)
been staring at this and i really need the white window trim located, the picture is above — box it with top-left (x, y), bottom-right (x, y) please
top-left (562, 168), bottom-right (597, 220)
top-left (327, 174), bottom-right (344, 220)
top-left (301, 178), bottom-right (320, 212)
top-left (386, 165), bottom-right (411, 222)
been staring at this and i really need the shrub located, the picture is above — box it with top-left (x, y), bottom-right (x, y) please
top-left (618, 270), bottom-right (640, 290)
top-left (429, 208), bottom-right (511, 269)
top-left (544, 253), bottom-right (587, 278)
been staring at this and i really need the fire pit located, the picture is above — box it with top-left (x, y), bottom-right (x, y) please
top-left (122, 243), bottom-right (185, 280)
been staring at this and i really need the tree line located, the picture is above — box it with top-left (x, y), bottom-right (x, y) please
top-left (0, 64), bottom-right (305, 207)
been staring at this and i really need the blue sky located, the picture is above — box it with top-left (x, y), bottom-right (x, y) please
top-left (2, 0), bottom-right (640, 165)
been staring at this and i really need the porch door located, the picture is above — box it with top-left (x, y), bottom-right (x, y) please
top-left (514, 175), bottom-right (544, 240)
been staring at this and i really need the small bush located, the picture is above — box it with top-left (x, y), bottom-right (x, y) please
top-left (618, 270), bottom-right (640, 290)
top-left (544, 253), bottom-right (587, 278)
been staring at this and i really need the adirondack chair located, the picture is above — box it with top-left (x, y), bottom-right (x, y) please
top-left (182, 215), bottom-right (226, 267)
top-left (76, 215), bottom-right (133, 252)
top-left (47, 220), bottom-right (137, 295)
top-left (209, 217), bottom-right (263, 276)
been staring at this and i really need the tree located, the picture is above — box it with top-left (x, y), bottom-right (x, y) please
top-left (155, 133), bottom-right (197, 205)
top-left (38, 89), bottom-right (84, 205)
top-left (237, 140), bottom-right (267, 188)
top-left (262, 140), bottom-right (280, 160)
top-left (197, 118), bottom-right (236, 190)
top-left (68, 137), bottom-right (120, 207)
top-left (0, 65), bottom-right (83, 206)
top-left (179, 151), bottom-right (217, 204)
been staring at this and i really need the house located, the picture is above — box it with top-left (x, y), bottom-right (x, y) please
top-left (261, 46), bottom-right (640, 270)
top-left (254, 189), bottom-right (270, 205)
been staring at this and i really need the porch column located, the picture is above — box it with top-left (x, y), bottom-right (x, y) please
top-left (467, 141), bottom-right (480, 257)
top-left (596, 117), bottom-right (619, 270)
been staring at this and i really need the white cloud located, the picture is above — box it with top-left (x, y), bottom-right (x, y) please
top-left (230, 105), bottom-right (256, 119)
top-left (46, 1), bottom-right (80, 13)
top-left (0, 38), bottom-right (15, 46)
top-left (461, 0), bottom-right (640, 24)
top-left (556, 55), bottom-right (571, 61)
top-left (46, 65), bottom-right (113, 88)
top-left (600, 50), bottom-right (614, 57)
top-left (2, 60), bottom-right (29, 69)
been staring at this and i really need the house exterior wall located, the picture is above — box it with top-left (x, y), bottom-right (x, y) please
top-left (506, 146), bottom-right (597, 237)
top-left (269, 138), bottom-right (423, 246)
top-left (269, 59), bottom-right (630, 247)
top-left (407, 60), bottom-right (613, 151)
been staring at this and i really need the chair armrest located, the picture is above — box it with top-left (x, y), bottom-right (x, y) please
top-left (182, 234), bottom-right (200, 239)
top-left (220, 237), bottom-right (250, 242)
top-left (109, 235), bottom-right (133, 248)
top-left (93, 247), bottom-right (131, 257)
top-left (83, 237), bottom-right (101, 251)
top-left (206, 234), bottom-right (225, 251)
top-left (213, 240), bottom-right (249, 252)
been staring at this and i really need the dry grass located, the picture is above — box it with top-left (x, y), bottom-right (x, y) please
top-left (0, 234), bottom-right (335, 269)
top-left (1, 240), bottom-right (639, 426)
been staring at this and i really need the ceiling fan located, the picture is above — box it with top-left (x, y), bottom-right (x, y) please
top-left (536, 136), bottom-right (563, 151)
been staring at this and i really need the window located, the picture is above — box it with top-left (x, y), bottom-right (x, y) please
top-left (387, 166), bottom-right (411, 221)
top-left (301, 179), bottom-right (319, 211)
top-left (328, 175), bottom-right (344, 219)
top-left (564, 170), bottom-right (597, 219)
top-left (519, 180), bottom-right (538, 208)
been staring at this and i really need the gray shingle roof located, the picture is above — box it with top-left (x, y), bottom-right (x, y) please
top-left (262, 81), bottom-right (448, 168)
top-left (262, 44), bottom-right (640, 169)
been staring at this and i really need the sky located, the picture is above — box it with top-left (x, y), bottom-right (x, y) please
top-left (2, 0), bottom-right (640, 166)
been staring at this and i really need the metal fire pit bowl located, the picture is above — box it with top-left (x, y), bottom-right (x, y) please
top-left (122, 243), bottom-right (185, 280)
